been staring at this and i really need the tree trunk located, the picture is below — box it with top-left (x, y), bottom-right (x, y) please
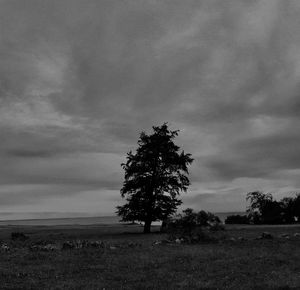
top-left (144, 219), bottom-right (152, 233)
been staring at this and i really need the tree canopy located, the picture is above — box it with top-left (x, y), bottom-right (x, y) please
top-left (246, 191), bottom-right (300, 224)
top-left (116, 123), bottom-right (193, 233)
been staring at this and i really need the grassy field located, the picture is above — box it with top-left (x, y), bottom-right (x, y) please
top-left (0, 223), bottom-right (300, 289)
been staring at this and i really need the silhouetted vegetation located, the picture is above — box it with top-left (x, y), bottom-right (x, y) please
top-left (165, 208), bottom-right (224, 242)
top-left (246, 191), bottom-right (300, 225)
top-left (225, 214), bottom-right (250, 224)
top-left (11, 232), bottom-right (29, 241)
top-left (117, 124), bottom-right (193, 233)
top-left (1, 223), bottom-right (300, 289)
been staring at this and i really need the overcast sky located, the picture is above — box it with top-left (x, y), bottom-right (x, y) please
top-left (1, 0), bottom-right (300, 219)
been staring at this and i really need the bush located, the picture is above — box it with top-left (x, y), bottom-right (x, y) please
top-left (225, 215), bottom-right (250, 224)
top-left (246, 191), bottom-right (300, 225)
top-left (165, 208), bottom-right (225, 243)
top-left (209, 222), bottom-right (225, 231)
top-left (11, 232), bottom-right (29, 241)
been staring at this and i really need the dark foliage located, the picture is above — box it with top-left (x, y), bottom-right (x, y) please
top-left (246, 191), bottom-right (300, 224)
top-left (166, 208), bottom-right (224, 242)
top-left (225, 214), bottom-right (250, 224)
top-left (117, 124), bottom-right (193, 233)
top-left (11, 232), bottom-right (29, 241)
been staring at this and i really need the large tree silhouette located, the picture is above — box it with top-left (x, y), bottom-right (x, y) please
top-left (117, 123), bottom-right (193, 233)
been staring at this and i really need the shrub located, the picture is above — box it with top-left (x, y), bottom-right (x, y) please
top-left (165, 208), bottom-right (224, 243)
top-left (246, 191), bottom-right (300, 225)
top-left (209, 222), bottom-right (225, 231)
top-left (225, 215), bottom-right (250, 224)
top-left (11, 232), bottom-right (29, 241)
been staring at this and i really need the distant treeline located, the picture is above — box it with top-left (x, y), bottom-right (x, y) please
top-left (225, 191), bottom-right (300, 225)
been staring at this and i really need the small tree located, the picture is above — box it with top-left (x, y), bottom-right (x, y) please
top-left (117, 123), bottom-right (193, 233)
top-left (246, 191), bottom-right (273, 214)
top-left (281, 194), bottom-right (300, 223)
top-left (280, 196), bottom-right (295, 222)
top-left (247, 191), bottom-right (286, 224)
top-left (292, 194), bottom-right (300, 222)
top-left (246, 191), bottom-right (273, 224)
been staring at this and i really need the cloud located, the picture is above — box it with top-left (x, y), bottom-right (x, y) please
top-left (6, 150), bottom-right (55, 158)
top-left (1, 0), bottom-right (300, 215)
top-left (0, 184), bottom-right (120, 216)
top-left (182, 191), bottom-right (247, 213)
top-left (203, 118), bottom-right (300, 181)
top-left (0, 153), bottom-right (123, 188)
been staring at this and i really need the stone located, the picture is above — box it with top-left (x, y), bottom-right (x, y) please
top-left (1, 244), bottom-right (9, 251)
top-left (30, 243), bottom-right (58, 251)
top-left (62, 241), bottom-right (75, 250)
top-left (280, 233), bottom-right (290, 238)
top-left (153, 240), bottom-right (162, 245)
top-left (161, 239), bottom-right (172, 244)
top-left (261, 232), bottom-right (273, 239)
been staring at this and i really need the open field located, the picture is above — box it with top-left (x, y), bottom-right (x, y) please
top-left (1, 223), bottom-right (300, 289)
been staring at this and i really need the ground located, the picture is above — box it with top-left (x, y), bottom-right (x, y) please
top-left (0, 223), bottom-right (300, 289)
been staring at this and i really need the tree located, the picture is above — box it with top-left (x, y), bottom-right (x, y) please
top-left (280, 197), bottom-right (295, 224)
top-left (247, 191), bottom-right (286, 224)
top-left (116, 123), bottom-right (193, 233)
top-left (246, 191), bottom-right (273, 214)
top-left (246, 191), bottom-right (273, 224)
top-left (225, 214), bottom-right (249, 224)
top-left (290, 194), bottom-right (300, 222)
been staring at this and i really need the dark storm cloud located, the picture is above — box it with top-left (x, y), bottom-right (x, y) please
top-left (1, 0), bottom-right (300, 214)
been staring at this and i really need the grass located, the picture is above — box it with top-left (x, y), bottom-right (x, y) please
top-left (0, 223), bottom-right (300, 289)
